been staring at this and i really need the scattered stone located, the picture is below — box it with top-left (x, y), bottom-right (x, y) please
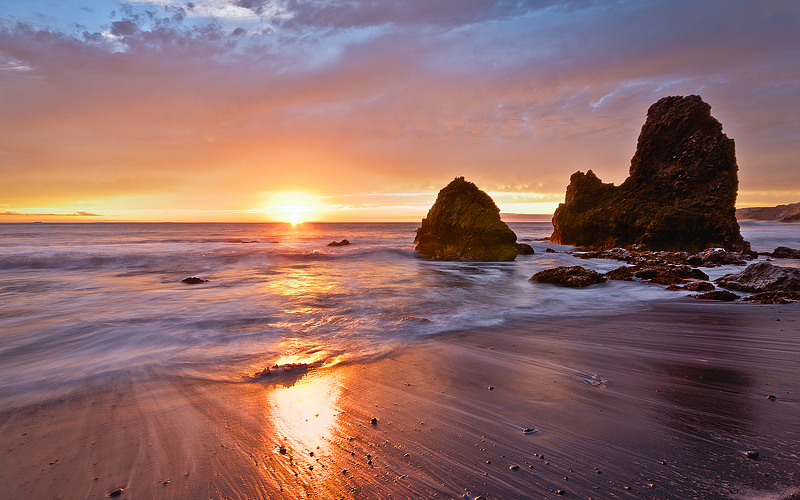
top-left (545, 247), bottom-right (556, 253)
top-left (327, 239), bottom-right (350, 247)
top-left (181, 277), bottom-right (208, 284)
top-left (531, 266), bottom-right (607, 288)
top-left (716, 262), bottom-right (800, 292)
top-left (370, 417), bottom-right (378, 425)
top-left (279, 447), bottom-right (287, 454)
top-left (516, 243), bottom-right (535, 255)
top-left (551, 95), bottom-right (750, 253)
top-left (509, 464), bottom-right (520, 470)
top-left (684, 281), bottom-right (715, 292)
top-left (414, 177), bottom-right (519, 261)
top-left (649, 483), bottom-right (657, 488)
top-left (691, 291), bottom-right (738, 301)
top-left (767, 395), bottom-right (777, 400)
top-left (746, 450), bottom-right (760, 459)
top-left (488, 386), bottom-right (494, 390)
top-left (556, 490), bottom-right (565, 495)
top-left (108, 488), bottom-right (124, 497)
top-left (771, 246), bottom-right (800, 259)
top-left (522, 427), bottom-right (537, 434)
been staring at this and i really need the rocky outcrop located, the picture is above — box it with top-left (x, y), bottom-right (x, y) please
top-left (414, 177), bottom-right (519, 261)
top-left (606, 264), bottom-right (708, 285)
top-left (736, 202), bottom-right (800, 222)
top-left (770, 247), bottom-right (800, 259)
top-left (742, 291), bottom-right (800, 304)
top-left (531, 266), bottom-right (606, 288)
top-left (715, 262), bottom-right (800, 292)
top-left (575, 247), bottom-right (754, 267)
top-left (551, 95), bottom-right (749, 253)
top-left (692, 291), bottom-right (738, 301)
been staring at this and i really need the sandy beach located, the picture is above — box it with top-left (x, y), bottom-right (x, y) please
top-left (2, 299), bottom-right (799, 500)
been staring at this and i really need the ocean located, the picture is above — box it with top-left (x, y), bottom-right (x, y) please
top-left (1, 220), bottom-right (797, 407)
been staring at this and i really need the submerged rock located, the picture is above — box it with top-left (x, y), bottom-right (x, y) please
top-left (516, 243), bottom-right (535, 255)
top-left (181, 277), bottom-right (209, 284)
top-left (253, 363), bottom-right (310, 379)
top-left (531, 266), bottom-right (606, 288)
top-left (414, 177), bottom-right (519, 261)
top-left (327, 239), bottom-right (350, 247)
top-left (551, 95), bottom-right (749, 253)
top-left (716, 262), bottom-right (800, 292)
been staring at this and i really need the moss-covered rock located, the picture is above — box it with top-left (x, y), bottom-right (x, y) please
top-left (414, 177), bottom-right (519, 261)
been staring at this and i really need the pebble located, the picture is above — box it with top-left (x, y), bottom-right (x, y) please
top-left (488, 386), bottom-right (494, 390)
top-left (509, 465), bottom-right (520, 470)
top-left (556, 490), bottom-right (565, 495)
top-left (279, 447), bottom-right (287, 455)
top-left (109, 488), bottom-right (124, 497)
top-left (746, 450), bottom-right (760, 459)
top-left (767, 394), bottom-right (777, 400)
top-left (370, 417), bottom-right (378, 425)
top-left (522, 427), bottom-right (537, 434)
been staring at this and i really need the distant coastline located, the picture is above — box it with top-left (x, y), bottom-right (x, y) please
top-left (736, 201), bottom-right (800, 222)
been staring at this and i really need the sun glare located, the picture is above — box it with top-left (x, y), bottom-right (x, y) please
top-left (263, 191), bottom-right (321, 223)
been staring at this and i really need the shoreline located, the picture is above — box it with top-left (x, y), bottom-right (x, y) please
top-left (2, 299), bottom-right (800, 499)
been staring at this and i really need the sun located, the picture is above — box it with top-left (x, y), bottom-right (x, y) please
top-left (262, 191), bottom-right (320, 223)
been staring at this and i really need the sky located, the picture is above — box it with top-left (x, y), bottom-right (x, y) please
top-left (1, 0), bottom-right (799, 222)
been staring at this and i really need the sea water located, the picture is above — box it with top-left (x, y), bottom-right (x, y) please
top-left (0, 221), bottom-right (797, 405)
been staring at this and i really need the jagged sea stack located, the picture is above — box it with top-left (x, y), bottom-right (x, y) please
top-left (414, 177), bottom-right (519, 261)
top-left (551, 95), bottom-right (749, 252)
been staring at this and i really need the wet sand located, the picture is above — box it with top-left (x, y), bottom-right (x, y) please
top-left (2, 300), bottom-right (800, 499)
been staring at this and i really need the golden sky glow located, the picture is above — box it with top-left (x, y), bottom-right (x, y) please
top-left (2, 1), bottom-right (800, 222)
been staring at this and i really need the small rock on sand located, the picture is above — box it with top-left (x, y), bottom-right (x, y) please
top-left (108, 488), bottom-right (124, 497)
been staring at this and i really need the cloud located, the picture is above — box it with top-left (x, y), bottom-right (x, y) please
top-left (1, 211), bottom-right (102, 216)
top-left (0, 0), bottom-right (799, 218)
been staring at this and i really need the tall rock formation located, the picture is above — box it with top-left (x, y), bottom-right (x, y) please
top-left (551, 95), bottom-right (749, 252)
top-left (414, 177), bottom-right (519, 261)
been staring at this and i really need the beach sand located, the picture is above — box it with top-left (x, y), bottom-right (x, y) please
top-left (2, 300), bottom-right (800, 499)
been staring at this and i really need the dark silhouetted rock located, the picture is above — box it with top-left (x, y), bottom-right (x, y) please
top-left (327, 239), bottom-right (350, 247)
top-left (771, 246), bottom-right (800, 259)
top-left (716, 262), bottom-right (800, 292)
top-left (692, 290), bottom-right (738, 301)
top-left (182, 277), bottom-right (209, 284)
top-left (516, 243), bottom-right (535, 255)
top-left (531, 266), bottom-right (606, 288)
top-left (414, 177), bottom-right (518, 261)
top-left (545, 248), bottom-right (556, 253)
top-left (551, 95), bottom-right (749, 253)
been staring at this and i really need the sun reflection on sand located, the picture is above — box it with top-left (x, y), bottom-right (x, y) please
top-left (264, 370), bottom-right (344, 484)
